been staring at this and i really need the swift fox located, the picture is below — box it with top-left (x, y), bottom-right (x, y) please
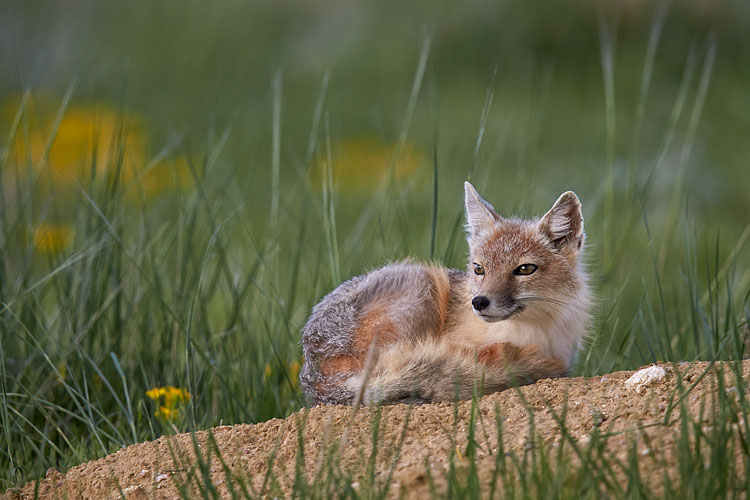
top-left (300, 182), bottom-right (591, 405)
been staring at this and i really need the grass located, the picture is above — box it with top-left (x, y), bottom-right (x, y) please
top-left (1, 1), bottom-right (750, 497)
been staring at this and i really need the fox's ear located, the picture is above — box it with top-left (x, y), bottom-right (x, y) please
top-left (464, 182), bottom-right (502, 240)
top-left (538, 191), bottom-right (584, 253)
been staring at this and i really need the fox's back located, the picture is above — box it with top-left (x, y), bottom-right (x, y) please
top-left (299, 262), bottom-right (461, 405)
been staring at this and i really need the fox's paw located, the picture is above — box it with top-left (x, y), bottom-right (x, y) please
top-left (362, 383), bottom-right (430, 406)
top-left (477, 342), bottom-right (568, 380)
top-left (475, 342), bottom-right (528, 364)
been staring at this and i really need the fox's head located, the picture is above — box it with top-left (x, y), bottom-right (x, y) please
top-left (464, 182), bottom-right (586, 323)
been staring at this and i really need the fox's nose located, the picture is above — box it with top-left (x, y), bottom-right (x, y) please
top-left (472, 296), bottom-right (490, 311)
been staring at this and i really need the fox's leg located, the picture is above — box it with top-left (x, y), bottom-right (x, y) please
top-left (300, 263), bottom-right (452, 405)
top-left (360, 340), bottom-right (568, 404)
top-left (475, 342), bottom-right (569, 393)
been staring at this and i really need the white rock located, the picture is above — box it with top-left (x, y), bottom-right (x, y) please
top-left (625, 366), bottom-right (667, 393)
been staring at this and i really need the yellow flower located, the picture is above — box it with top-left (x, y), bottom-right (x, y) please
top-left (289, 359), bottom-right (300, 388)
top-left (2, 95), bottom-right (146, 183)
top-left (2, 94), bottom-right (192, 200)
top-left (164, 385), bottom-right (190, 407)
top-left (264, 364), bottom-right (272, 378)
top-left (157, 406), bottom-right (173, 420)
top-left (311, 136), bottom-right (423, 193)
top-left (146, 385), bottom-right (190, 422)
top-left (33, 223), bottom-right (73, 254)
top-left (145, 387), bottom-right (163, 400)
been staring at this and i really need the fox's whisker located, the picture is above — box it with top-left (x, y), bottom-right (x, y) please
top-left (517, 296), bottom-right (568, 308)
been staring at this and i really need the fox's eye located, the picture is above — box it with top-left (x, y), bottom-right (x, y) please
top-left (513, 264), bottom-right (538, 276)
top-left (473, 263), bottom-right (485, 276)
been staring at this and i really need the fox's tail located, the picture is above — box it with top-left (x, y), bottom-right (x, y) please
top-left (355, 340), bottom-right (568, 405)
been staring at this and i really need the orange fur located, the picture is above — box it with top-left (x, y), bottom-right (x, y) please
top-left (427, 267), bottom-right (451, 336)
top-left (319, 355), bottom-right (359, 379)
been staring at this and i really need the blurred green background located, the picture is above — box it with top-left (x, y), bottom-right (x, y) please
top-left (1, 0), bottom-right (749, 488)
top-left (3, 0), bottom-right (750, 211)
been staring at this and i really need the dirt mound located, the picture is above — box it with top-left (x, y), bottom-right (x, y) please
top-left (4, 361), bottom-right (747, 499)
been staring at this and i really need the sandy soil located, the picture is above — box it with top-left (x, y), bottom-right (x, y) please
top-left (4, 361), bottom-right (748, 499)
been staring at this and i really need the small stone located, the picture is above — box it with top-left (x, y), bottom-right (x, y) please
top-left (625, 366), bottom-right (667, 393)
top-left (589, 409), bottom-right (606, 427)
top-left (155, 473), bottom-right (168, 483)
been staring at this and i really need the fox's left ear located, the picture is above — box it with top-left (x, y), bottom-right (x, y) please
top-left (465, 182), bottom-right (502, 240)
top-left (538, 191), bottom-right (584, 254)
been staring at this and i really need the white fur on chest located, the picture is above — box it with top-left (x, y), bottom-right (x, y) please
top-left (445, 304), bottom-right (585, 364)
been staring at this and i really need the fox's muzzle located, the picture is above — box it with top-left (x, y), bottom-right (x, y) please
top-left (472, 295), bottom-right (523, 322)
top-left (471, 295), bottom-right (490, 311)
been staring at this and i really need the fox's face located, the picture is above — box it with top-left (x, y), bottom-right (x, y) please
top-left (464, 182), bottom-right (585, 323)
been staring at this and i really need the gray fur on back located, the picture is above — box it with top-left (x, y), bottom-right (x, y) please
top-left (300, 262), bottom-right (450, 405)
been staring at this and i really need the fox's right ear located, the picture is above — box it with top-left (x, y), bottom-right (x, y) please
top-left (538, 191), bottom-right (584, 254)
top-left (464, 182), bottom-right (501, 240)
